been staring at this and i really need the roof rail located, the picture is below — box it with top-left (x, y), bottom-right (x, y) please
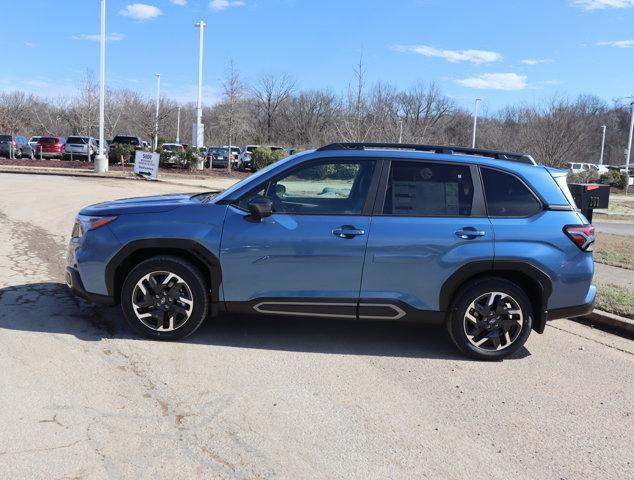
top-left (316, 142), bottom-right (537, 165)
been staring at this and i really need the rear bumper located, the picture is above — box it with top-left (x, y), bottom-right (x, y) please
top-left (66, 267), bottom-right (115, 305)
top-left (547, 285), bottom-right (596, 321)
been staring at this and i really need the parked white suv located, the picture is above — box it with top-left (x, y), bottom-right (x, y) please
top-left (568, 162), bottom-right (609, 175)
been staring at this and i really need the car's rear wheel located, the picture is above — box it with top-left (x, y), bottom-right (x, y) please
top-left (121, 256), bottom-right (209, 340)
top-left (447, 278), bottom-right (533, 360)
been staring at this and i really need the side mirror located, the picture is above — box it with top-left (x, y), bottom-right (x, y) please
top-left (247, 196), bottom-right (273, 220)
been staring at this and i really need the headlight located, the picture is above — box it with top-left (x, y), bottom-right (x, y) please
top-left (77, 215), bottom-right (118, 235)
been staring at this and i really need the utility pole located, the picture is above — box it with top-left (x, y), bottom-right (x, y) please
top-left (471, 98), bottom-right (482, 148)
top-left (194, 21), bottom-right (206, 148)
top-left (154, 73), bottom-right (161, 151)
top-left (599, 125), bottom-right (606, 165)
top-left (625, 100), bottom-right (634, 195)
top-left (95, 0), bottom-right (108, 172)
top-left (176, 106), bottom-right (181, 143)
top-left (398, 118), bottom-right (404, 144)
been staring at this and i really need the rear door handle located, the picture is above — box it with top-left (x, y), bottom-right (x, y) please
top-left (333, 225), bottom-right (366, 239)
top-left (455, 228), bottom-right (486, 239)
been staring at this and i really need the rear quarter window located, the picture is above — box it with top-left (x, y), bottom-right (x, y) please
top-left (481, 168), bottom-right (541, 217)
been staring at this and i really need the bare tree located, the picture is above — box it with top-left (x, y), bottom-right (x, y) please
top-left (252, 72), bottom-right (295, 143)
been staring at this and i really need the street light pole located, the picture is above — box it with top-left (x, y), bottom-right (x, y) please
top-left (176, 106), bottom-right (181, 143)
top-left (599, 125), bottom-right (606, 165)
top-left (398, 119), bottom-right (404, 144)
top-left (94, 0), bottom-right (108, 172)
top-left (471, 98), bottom-right (481, 148)
top-left (154, 73), bottom-right (161, 151)
top-left (625, 101), bottom-right (634, 195)
top-left (194, 21), bottom-right (206, 148)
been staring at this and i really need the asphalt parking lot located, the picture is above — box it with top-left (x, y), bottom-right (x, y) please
top-left (0, 173), bottom-right (632, 479)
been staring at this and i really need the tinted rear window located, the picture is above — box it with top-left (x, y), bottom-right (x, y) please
top-left (383, 161), bottom-right (474, 216)
top-left (482, 168), bottom-right (541, 217)
top-left (113, 136), bottom-right (139, 145)
top-left (66, 137), bottom-right (88, 144)
top-left (39, 137), bottom-right (60, 144)
top-left (0, 135), bottom-right (11, 141)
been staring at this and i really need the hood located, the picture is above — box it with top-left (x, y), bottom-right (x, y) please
top-left (79, 192), bottom-right (204, 216)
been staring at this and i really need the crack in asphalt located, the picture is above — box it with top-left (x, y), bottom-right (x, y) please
top-left (0, 209), bottom-right (278, 478)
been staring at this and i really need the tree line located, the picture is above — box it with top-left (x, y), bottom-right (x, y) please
top-left (0, 64), bottom-right (631, 168)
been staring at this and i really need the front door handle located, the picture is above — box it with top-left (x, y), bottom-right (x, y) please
top-left (333, 225), bottom-right (366, 239)
top-left (455, 227), bottom-right (486, 239)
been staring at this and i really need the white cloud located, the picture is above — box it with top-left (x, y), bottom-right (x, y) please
top-left (392, 45), bottom-right (501, 64)
top-left (209, 0), bottom-right (245, 10)
top-left (456, 73), bottom-right (528, 90)
top-left (72, 33), bottom-right (126, 42)
top-left (573, 0), bottom-right (634, 10)
top-left (119, 3), bottom-right (163, 21)
top-left (170, 0), bottom-right (187, 5)
top-left (597, 39), bottom-right (634, 47)
top-left (520, 58), bottom-right (553, 65)
top-left (24, 41), bottom-right (36, 48)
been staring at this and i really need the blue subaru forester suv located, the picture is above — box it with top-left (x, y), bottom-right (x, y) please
top-left (66, 143), bottom-right (595, 360)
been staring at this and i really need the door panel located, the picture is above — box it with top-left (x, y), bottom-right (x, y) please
top-left (360, 217), bottom-right (494, 312)
top-left (220, 206), bottom-right (371, 303)
top-left (360, 159), bottom-right (494, 314)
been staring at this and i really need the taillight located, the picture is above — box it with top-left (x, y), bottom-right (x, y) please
top-left (564, 225), bottom-right (595, 251)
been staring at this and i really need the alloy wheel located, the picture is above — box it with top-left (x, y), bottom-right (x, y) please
top-left (463, 291), bottom-right (524, 351)
top-left (131, 271), bottom-right (194, 332)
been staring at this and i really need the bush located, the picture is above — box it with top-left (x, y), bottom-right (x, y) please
top-left (567, 170), bottom-right (599, 184)
top-left (251, 147), bottom-right (288, 171)
top-left (108, 143), bottom-right (135, 164)
top-left (600, 170), bottom-right (628, 189)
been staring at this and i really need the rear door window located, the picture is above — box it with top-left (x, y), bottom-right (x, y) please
top-left (481, 168), bottom-right (541, 217)
top-left (382, 161), bottom-right (475, 216)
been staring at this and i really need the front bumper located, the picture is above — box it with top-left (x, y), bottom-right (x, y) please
top-left (66, 267), bottom-right (115, 305)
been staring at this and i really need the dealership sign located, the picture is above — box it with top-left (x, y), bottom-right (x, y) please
top-left (134, 151), bottom-right (159, 179)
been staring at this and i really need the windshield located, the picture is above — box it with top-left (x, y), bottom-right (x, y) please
top-left (246, 146), bottom-right (258, 153)
top-left (0, 135), bottom-right (11, 141)
top-left (209, 148), bottom-right (229, 155)
top-left (29, 136), bottom-right (41, 142)
top-left (162, 144), bottom-right (181, 152)
top-left (66, 137), bottom-right (88, 144)
top-left (39, 137), bottom-right (60, 144)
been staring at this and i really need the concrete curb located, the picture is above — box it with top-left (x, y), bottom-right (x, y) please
top-left (578, 309), bottom-right (634, 334)
top-left (0, 166), bottom-right (224, 190)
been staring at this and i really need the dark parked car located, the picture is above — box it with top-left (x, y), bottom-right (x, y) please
top-left (111, 135), bottom-right (143, 147)
top-left (0, 134), bottom-right (34, 159)
top-left (205, 146), bottom-right (230, 168)
top-left (35, 136), bottom-right (65, 159)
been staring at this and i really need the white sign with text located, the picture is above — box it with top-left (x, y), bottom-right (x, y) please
top-left (134, 151), bottom-right (159, 179)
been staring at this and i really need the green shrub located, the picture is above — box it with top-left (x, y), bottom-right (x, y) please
top-left (108, 143), bottom-right (135, 163)
top-left (600, 170), bottom-right (628, 189)
top-left (567, 170), bottom-right (599, 184)
top-left (251, 147), bottom-right (272, 170)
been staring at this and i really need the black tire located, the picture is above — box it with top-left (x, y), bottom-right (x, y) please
top-left (121, 256), bottom-right (209, 340)
top-left (447, 277), bottom-right (533, 360)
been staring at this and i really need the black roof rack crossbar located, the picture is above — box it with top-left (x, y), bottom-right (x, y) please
top-left (316, 142), bottom-right (536, 165)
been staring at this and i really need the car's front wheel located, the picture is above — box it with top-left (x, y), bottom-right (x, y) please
top-left (447, 277), bottom-right (533, 360)
top-left (121, 256), bottom-right (209, 340)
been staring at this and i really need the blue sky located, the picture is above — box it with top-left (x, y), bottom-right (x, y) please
top-left (4, 0), bottom-right (634, 111)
